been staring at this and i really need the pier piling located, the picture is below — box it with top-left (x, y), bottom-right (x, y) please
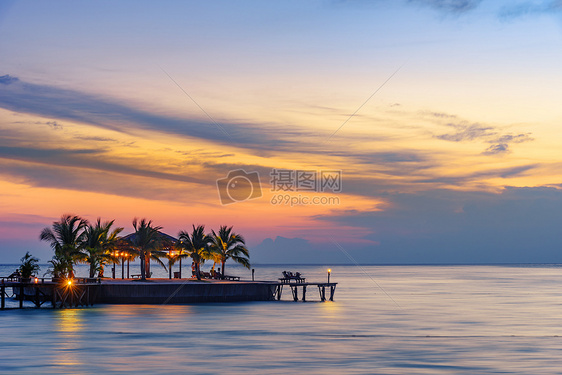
top-left (285, 282), bottom-right (337, 302)
top-left (1, 282), bottom-right (5, 310)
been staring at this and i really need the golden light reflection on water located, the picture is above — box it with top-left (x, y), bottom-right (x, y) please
top-left (56, 309), bottom-right (83, 336)
top-left (53, 309), bottom-right (84, 368)
top-left (105, 304), bottom-right (193, 320)
top-left (319, 300), bottom-right (342, 320)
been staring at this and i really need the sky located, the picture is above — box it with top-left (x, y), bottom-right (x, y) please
top-left (0, 0), bottom-right (561, 264)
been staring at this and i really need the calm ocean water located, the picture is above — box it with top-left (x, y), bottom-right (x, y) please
top-left (2, 263), bottom-right (562, 374)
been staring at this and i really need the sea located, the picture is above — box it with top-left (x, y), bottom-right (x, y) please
top-left (1, 263), bottom-right (562, 374)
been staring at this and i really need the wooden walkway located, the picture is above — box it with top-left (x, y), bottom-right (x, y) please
top-left (0, 277), bottom-right (338, 308)
top-left (274, 282), bottom-right (337, 302)
top-left (1, 277), bottom-right (100, 309)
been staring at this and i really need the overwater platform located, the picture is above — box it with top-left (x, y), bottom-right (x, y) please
top-left (1, 277), bottom-right (337, 309)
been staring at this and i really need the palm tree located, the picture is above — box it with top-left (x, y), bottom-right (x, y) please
top-left (164, 246), bottom-right (183, 279)
top-left (44, 257), bottom-right (72, 279)
top-left (210, 225), bottom-right (250, 277)
top-left (111, 238), bottom-right (138, 278)
top-left (163, 241), bottom-right (184, 279)
top-left (123, 218), bottom-right (167, 280)
top-left (39, 214), bottom-right (88, 278)
top-left (174, 244), bottom-right (190, 279)
top-left (80, 218), bottom-right (124, 278)
top-left (178, 225), bottom-right (212, 280)
top-left (19, 252), bottom-right (40, 279)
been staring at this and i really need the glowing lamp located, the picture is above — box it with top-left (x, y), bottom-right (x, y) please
top-left (327, 268), bottom-right (331, 283)
top-left (67, 280), bottom-right (72, 286)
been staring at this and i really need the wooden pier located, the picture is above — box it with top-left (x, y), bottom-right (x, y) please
top-left (1, 277), bottom-right (100, 309)
top-left (1, 277), bottom-right (338, 308)
top-left (274, 282), bottom-right (337, 302)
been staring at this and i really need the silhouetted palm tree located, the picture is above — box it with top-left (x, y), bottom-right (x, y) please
top-left (178, 225), bottom-right (212, 280)
top-left (19, 252), bottom-right (40, 279)
top-left (44, 257), bottom-right (72, 279)
top-left (174, 244), bottom-right (190, 278)
top-left (164, 245), bottom-right (185, 279)
top-left (210, 225), bottom-right (250, 277)
top-left (123, 218), bottom-right (167, 280)
top-left (80, 218), bottom-right (124, 278)
top-left (39, 214), bottom-right (88, 278)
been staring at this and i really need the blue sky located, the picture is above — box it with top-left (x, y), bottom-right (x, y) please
top-left (0, 0), bottom-right (561, 264)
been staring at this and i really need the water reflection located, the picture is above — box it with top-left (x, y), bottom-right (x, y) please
top-left (52, 309), bottom-right (84, 369)
top-left (5, 265), bottom-right (562, 374)
top-left (319, 300), bottom-right (342, 321)
top-left (56, 309), bottom-right (83, 336)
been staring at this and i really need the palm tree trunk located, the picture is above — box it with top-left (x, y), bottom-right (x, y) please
top-left (196, 261), bottom-right (201, 280)
top-left (143, 256), bottom-right (150, 279)
top-left (140, 253), bottom-right (146, 280)
top-left (222, 260), bottom-right (226, 278)
top-left (179, 257), bottom-right (182, 278)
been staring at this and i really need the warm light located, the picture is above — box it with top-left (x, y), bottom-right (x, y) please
top-left (34, 277), bottom-right (38, 283)
top-left (67, 280), bottom-right (72, 286)
top-left (328, 269), bottom-right (331, 274)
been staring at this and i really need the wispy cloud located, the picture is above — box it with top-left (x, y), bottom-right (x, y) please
top-left (414, 163), bottom-right (538, 185)
top-left (492, 133), bottom-right (534, 144)
top-left (482, 143), bottom-right (509, 155)
top-left (45, 121), bottom-right (63, 130)
top-left (436, 122), bottom-right (496, 142)
top-left (433, 117), bottom-right (534, 155)
top-left (0, 144), bottom-right (209, 188)
top-left (0, 75), bottom-right (305, 153)
top-left (0, 156), bottom-right (211, 203)
top-left (0, 74), bottom-right (19, 85)
top-left (73, 135), bottom-right (116, 142)
top-left (0, 74), bottom-right (545, 204)
top-left (499, 0), bottom-right (562, 19)
top-left (407, 0), bottom-right (482, 14)
top-left (408, 0), bottom-right (562, 20)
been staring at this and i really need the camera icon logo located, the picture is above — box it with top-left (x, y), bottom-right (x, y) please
top-left (216, 169), bottom-right (263, 205)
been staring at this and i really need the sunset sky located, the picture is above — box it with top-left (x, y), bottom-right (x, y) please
top-left (1, 1), bottom-right (561, 264)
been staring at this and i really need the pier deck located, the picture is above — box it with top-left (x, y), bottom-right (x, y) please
top-left (1, 277), bottom-right (338, 309)
top-left (1, 278), bottom-right (100, 309)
